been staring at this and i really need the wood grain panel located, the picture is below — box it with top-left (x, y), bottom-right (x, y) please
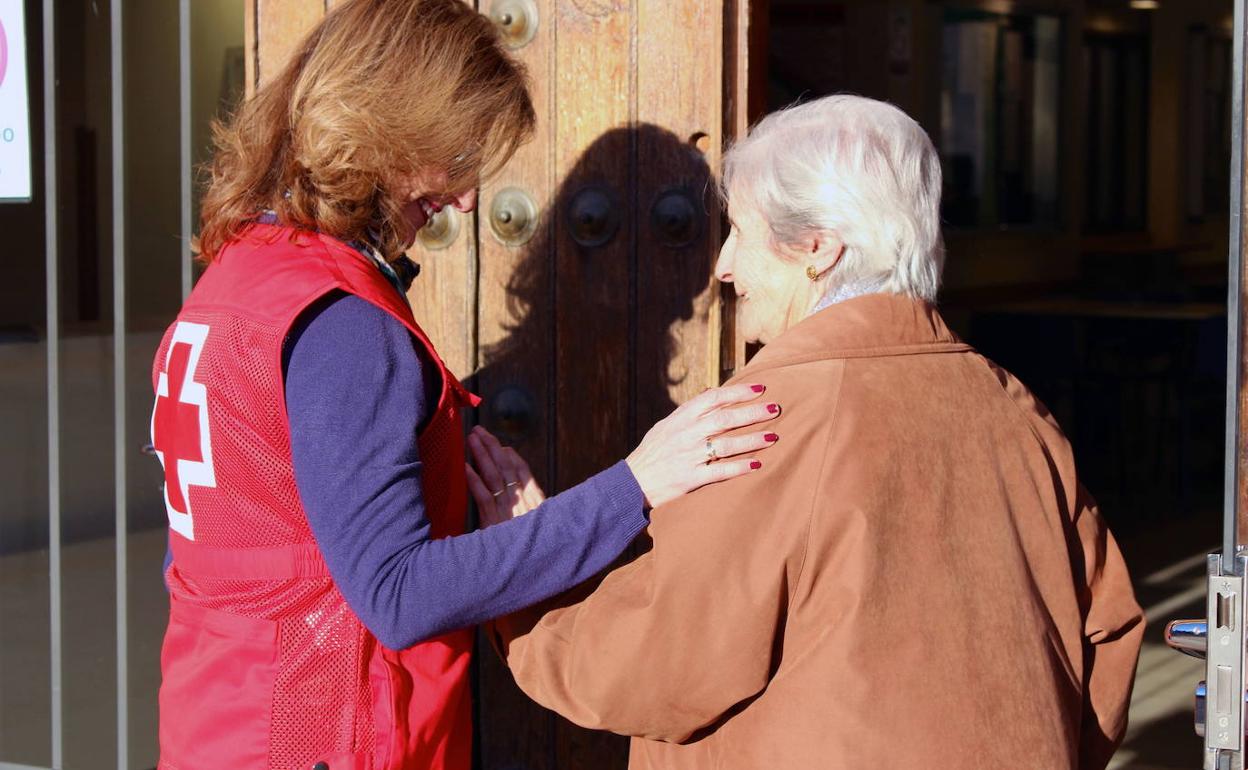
top-left (721, 0), bottom-right (768, 379)
top-left (634, 0), bottom-right (722, 435)
top-left (255, 0), bottom-right (325, 87)
top-left (473, 0), bottom-right (560, 765)
top-left (476, 5), bottom-right (556, 528)
top-left (552, 0), bottom-right (635, 766)
top-left (551, 0), bottom-right (633, 477)
top-left (405, 217), bottom-right (478, 381)
top-left (244, 0), bottom-right (258, 98)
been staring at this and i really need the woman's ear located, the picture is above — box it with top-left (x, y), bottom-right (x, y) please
top-left (808, 232), bottom-right (845, 277)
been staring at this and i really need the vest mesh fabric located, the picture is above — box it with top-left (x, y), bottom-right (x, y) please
top-left (270, 589), bottom-right (377, 766)
top-left (153, 312), bottom-right (311, 547)
top-left (162, 571), bottom-right (376, 768)
top-left (154, 225), bottom-right (474, 770)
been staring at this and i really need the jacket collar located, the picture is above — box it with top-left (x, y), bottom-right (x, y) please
top-left (741, 293), bottom-right (970, 374)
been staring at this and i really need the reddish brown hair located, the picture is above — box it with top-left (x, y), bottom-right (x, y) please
top-left (197, 0), bottom-right (535, 261)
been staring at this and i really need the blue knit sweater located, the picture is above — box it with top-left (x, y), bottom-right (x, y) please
top-left (281, 292), bottom-right (647, 649)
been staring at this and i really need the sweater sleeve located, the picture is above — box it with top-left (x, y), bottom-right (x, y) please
top-left (284, 293), bottom-right (648, 650)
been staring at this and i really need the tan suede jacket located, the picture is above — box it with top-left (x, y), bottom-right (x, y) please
top-left (497, 293), bottom-right (1144, 770)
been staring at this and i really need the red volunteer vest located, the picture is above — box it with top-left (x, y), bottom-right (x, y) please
top-left (152, 223), bottom-right (478, 770)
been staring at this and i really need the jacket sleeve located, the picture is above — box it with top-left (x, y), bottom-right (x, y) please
top-left (492, 386), bottom-right (820, 743)
top-left (1072, 485), bottom-right (1145, 770)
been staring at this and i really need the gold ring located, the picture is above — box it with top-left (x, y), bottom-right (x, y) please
top-left (505, 481), bottom-right (520, 488)
top-left (491, 488), bottom-right (505, 498)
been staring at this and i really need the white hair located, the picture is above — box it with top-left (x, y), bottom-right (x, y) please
top-left (721, 94), bottom-right (945, 302)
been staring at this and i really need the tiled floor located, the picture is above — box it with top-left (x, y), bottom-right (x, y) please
top-left (0, 528), bottom-right (167, 769)
top-left (0, 513), bottom-right (1229, 769)
top-left (1109, 512), bottom-right (1221, 770)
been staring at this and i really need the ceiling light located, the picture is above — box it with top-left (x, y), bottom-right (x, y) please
top-left (1129, 0), bottom-right (1160, 9)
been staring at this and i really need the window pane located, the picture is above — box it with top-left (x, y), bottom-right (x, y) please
top-left (940, 11), bottom-right (1062, 230)
top-left (0, 0), bottom-right (51, 763)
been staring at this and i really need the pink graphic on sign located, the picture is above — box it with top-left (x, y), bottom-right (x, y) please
top-left (0, 18), bottom-right (8, 88)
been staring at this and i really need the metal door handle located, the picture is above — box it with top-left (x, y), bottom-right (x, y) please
top-left (489, 187), bottom-right (539, 247)
top-left (649, 189), bottom-right (701, 248)
top-left (1167, 619), bottom-right (1208, 658)
top-left (417, 208), bottom-right (461, 251)
top-left (1165, 554), bottom-right (1248, 755)
top-left (490, 0), bottom-right (538, 49)
top-left (567, 185), bottom-right (619, 248)
top-left (487, 385), bottom-right (536, 442)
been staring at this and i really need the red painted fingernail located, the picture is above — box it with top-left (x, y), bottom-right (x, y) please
top-left (765, 433), bottom-right (779, 442)
top-left (751, 384), bottom-right (765, 393)
top-left (767, 403), bottom-right (779, 414)
top-left (750, 461), bottom-right (763, 470)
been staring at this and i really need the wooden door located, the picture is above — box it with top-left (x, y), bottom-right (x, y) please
top-left (246, 0), bottom-right (758, 766)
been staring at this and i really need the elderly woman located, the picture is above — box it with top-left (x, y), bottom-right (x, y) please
top-left (477, 95), bottom-right (1144, 770)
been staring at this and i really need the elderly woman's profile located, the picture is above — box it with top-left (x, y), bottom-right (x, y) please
top-left (476, 94), bottom-right (1144, 770)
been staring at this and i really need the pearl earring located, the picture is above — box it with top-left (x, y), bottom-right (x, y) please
top-left (806, 265), bottom-right (819, 281)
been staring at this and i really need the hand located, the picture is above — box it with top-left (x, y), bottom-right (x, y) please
top-left (625, 383), bottom-right (780, 509)
top-left (465, 426), bottom-right (547, 528)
